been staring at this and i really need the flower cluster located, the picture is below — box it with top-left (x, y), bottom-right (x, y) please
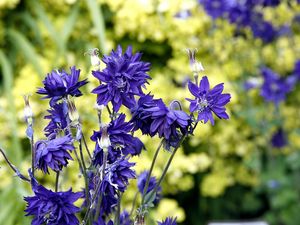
top-left (24, 178), bottom-right (82, 225)
top-left (9, 45), bottom-right (231, 225)
top-left (199, 0), bottom-right (284, 42)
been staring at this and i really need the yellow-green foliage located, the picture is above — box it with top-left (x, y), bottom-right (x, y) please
top-left (1, 0), bottom-right (300, 224)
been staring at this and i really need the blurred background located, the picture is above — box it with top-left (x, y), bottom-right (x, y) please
top-left (0, 0), bottom-right (300, 224)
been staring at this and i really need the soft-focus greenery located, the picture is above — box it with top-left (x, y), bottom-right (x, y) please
top-left (0, 0), bottom-right (300, 225)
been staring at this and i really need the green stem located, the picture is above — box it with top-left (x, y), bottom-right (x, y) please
top-left (129, 191), bottom-right (139, 216)
top-left (80, 139), bottom-right (90, 207)
top-left (114, 192), bottom-right (122, 225)
top-left (55, 171), bottom-right (60, 192)
top-left (141, 140), bottom-right (163, 205)
top-left (82, 133), bottom-right (92, 160)
top-left (146, 135), bottom-right (187, 204)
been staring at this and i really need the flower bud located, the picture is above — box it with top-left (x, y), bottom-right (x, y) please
top-left (186, 48), bottom-right (204, 74)
top-left (85, 48), bottom-right (101, 67)
top-left (67, 98), bottom-right (80, 126)
top-left (23, 95), bottom-right (33, 125)
top-left (97, 124), bottom-right (111, 150)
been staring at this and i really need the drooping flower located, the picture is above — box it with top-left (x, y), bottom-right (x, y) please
top-left (131, 94), bottom-right (191, 149)
top-left (260, 67), bottom-right (293, 105)
top-left (106, 157), bottom-right (136, 192)
top-left (157, 217), bottom-right (177, 225)
top-left (187, 76), bottom-right (231, 125)
top-left (120, 210), bottom-right (132, 225)
top-left (37, 66), bottom-right (88, 106)
top-left (35, 135), bottom-right (75, 173)
top-left (24, 179), bottom-right (82, 225)
top-left (44, 102), bottom-right (69, 138)
top-left (91, 114), bottom-right (144, 166)
top-left (137, 171), bottom-right (161, 204)
top-left (92, 45), bottom-right (151, 112)
top-left (271, 127), bottom-right (288, 148)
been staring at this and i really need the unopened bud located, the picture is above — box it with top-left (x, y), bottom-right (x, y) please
top-left (94, 103), bottom-right (105, 111)
top-left (67, 98), bottom-right (80, 126)
top-left (186, 48), bottom-right (204, 74)
top-left (85, 48), bottom-right (101, 67)
top-left (23, 95), bottom-right (33, 125)
top-left (97, 124), bottom-right (111, 150)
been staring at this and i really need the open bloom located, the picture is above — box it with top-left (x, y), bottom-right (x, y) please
top-left (92, 45), bottom-right (151, 112)
top-left (260, 67), bottom-right (294, 105)
top-left (44, 103), bottom-right (69, 138)
top-left (35, 135), bottom-right (75, 173)
top-left (187, 76), bottom-right (231, 125)
top-left (24, 179), bottom-right (82, 225)
top-left (157, 217), bottom-right (177, 225)
top-left (91, 114), bottom-right (144, 165)
top-left (138, 170), bottom-right (161, 204)
top-left (37, 66), bottom-right (88, 106)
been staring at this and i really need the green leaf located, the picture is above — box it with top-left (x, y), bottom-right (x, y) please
top-left (85, 0), bottom-right (106, 53)
top-left (144, 190), bottom-right (156, 207)
top-left (61, 2), bottom-right (80, 43)
top-left (7, 29), bottom-right (44, 78)
top-left (0, 50), bottom-right (22, 162)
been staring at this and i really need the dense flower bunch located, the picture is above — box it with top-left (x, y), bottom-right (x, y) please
top-left (199, 0), bottom-right (290, 43)
top-left (0, 45), bottom-right (230, 225)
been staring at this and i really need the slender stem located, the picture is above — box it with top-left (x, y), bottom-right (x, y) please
top-left (79, 139), bottom-right (90, 207)
top-left (82, 151), bottom-right (108, 225)
top-left (74, 148), bottom-right (84, 174)
top-left (114, 192), bottom-right (122, 225)
top-left (30, 135), bottom-right (35, 177)
top-left (0, 148), bottom-right (30, 182)
top-left (146, 135), bottom-right (187, 204)
top-left (129, 191), bottom-right (139, 216)
top-left (94, 151), bottom-right (108, 221)
top-left (55, 171), bottom-right (60, 192)
top-left (82, 133), bottom-right (92, 160)
top-left (141, 140), bottom-right (163, 205)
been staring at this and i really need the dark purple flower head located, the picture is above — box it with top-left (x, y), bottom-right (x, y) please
top-left (24, 179), bottom-right (82, 225)
top-left (131, 94), bottom-right (159, 135)
top-left (120, 210), bottom-right (132, 225)
top-left (260, 67), bottom-right (293, 105)
top-left (91, 114), bottom-right (144, 165)
top-left (105, 157), bottom-right (136, 192)
top-left (35, 135), bottom-right (75, 173)
top-left (137, 171), bottom-right (161, 204)
top-left (250, 20), bottom-right (277, 43)
top-left (271, 127), bottom-right (288, 148)
top-left (199, 0), bottom-right (231, 19)
top-left (187, 76), bottom-right (231, 125)
top-left (93, 217), bottom-right (114, 225)
top-left (92, 45), bottom-right (151, 112)
top-left (131, 95), bottom-right (191, 149)
top-left (37, 66), bottom-right (88, 107)
top-left (157, 217), bottom-right (177, 225)
top-left (44, 102), bottom-right (69, 138)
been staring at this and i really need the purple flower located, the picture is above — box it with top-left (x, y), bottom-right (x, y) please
top-left (157, 217), bottom-right (177, 225)
top-left (37, 66), bottom-right (88, 106)
top-left (250, 20), bottom-right (277, 43)
top-left (187, 76), bottom-right (230, 125)
top-left (106, 157), bottom-right (136, 192)
top-left (93, 217), bottom-right (114, 225)
top-left (260, 67), bottom-right (293, 105)
top-left (137, 171), bottom-right (161, 204)
top-left (131, 95), bottom-right (191, 149)
top-left (293, 59), bottom-right (300, 80)
top-left (24, 179), bottom-right (82, 225)
top-left (91, 114), bottom-right (144, 165)
top-left (44, 103), bottom-right (69, 138)
top-left (35, 135), bottom-right (74, 173)
top-left (271, 127), bottom-right (288, 148)
top-left (92, 45), bottom-right (151, 112)
top-left (199, 0), bottom-right (231, 19)
top-left (120, 210), bottom-right (132, 225)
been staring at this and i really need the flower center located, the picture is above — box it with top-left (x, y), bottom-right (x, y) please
top-left (197, 98), bottom-right (209, 112)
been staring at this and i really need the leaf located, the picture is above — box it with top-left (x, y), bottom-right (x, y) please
top-left (144, 190), bottom-right (156, 207)
top-left (7, 29), bottom-right (44, 78)
top-left (61, 2), bottom-right (80, 43)
top-left (0, 50), bottom-right (22, 162)
top-left (85, 0), bottom-right (107, 53)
